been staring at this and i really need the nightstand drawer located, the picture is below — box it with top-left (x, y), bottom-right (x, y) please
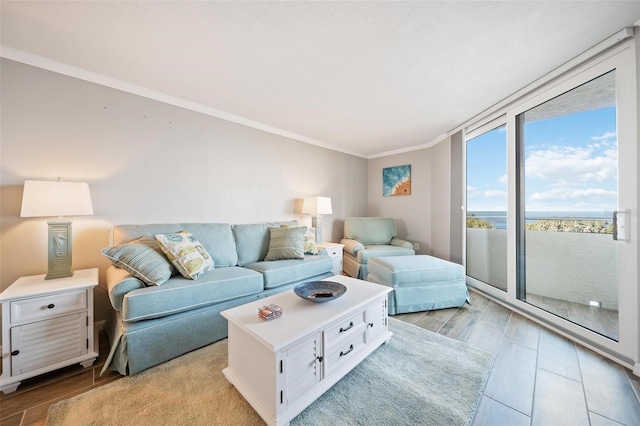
top-left (324, 247), bottom-right (341, 257)
top-left (11, 290), bottom-right (87, 324)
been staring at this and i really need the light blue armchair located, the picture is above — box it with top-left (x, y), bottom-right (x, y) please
top-left (340, 217), bottom-right (415, 279)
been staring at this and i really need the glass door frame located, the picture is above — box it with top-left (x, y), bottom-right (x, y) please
top-left (463, 115), bottom-right (509, 300)
top-left (464, 39), bottom-right (638, 366)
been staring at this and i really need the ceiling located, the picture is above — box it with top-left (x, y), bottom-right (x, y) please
top-left (2, 1), bottom-right (640, 158)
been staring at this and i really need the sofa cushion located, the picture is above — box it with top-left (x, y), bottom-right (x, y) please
top-left (101, 235), bottom-right (175, 286)
top-left (233, 221), bottom-right (298, 266)
top-left (244, 256), bottom-right (333, 289)
top-left (120, 267), bottom-right (264, 322)
top-left (356, 245), bottom-right (416, 263)
top-left (155, 231), bottom-right (214, 279)
top-left (264, 226), bottom-right (306, 261)
top-left (344, 217), bottom-right (398, 245)
top-left (112, 223), bottom-right (238, 267)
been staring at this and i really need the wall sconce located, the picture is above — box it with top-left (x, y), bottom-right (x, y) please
top-left (20, 180), bottom-right (94, 279)
top-left (302, 196), bottom-right (332, 244)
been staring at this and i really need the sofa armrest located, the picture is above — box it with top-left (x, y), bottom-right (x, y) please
top-left (390, 238), bottom-right (413, 249)
top-left (341, 239), bottom-right (364, 256)
top-left (106, 265), bottom-right (145, 312)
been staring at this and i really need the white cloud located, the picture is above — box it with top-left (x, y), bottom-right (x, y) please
top-left (592, 131), bottom-right (617, 141)
top-left (467, 186), bottom-right (479, 198)
top-left (525, 144), bottom-right (617, 183)
top-left (529, 187), bottom-right (616, 202)
top-left (526, 186), bottom-right (617, 212)
top-left (484, 190), bottom-right (507, 199)
top-left (498, 174), bottom-right (507, 184)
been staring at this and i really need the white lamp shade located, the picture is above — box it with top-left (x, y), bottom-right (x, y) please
top-left (20, 180), bottom-right (94, 217)
top-left (302, 196), bottom-right (332, 215)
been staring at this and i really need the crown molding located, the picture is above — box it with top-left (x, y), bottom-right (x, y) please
top-left (1, 46), bottom-right (370, 159)
top-left (367, 133), bottom-right (448, 159)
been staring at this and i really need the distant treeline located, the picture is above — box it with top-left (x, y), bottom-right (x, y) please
top-left (466, 217), bottom-right (613, 234)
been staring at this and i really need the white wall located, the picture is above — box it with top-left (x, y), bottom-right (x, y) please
top-left (367, 149), bottom-right (431, 253)
top-left (0, 59), bottom-right (369, 322)
top-left (430, 138), bottom-right (451, 260)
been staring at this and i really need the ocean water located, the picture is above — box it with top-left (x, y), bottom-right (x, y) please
top-left (467, 211), bottom-right (612, 230)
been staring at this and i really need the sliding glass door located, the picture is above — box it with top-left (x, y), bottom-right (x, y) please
top-left (466, 123), bottom-right (507, 292)
top-left (516, 70), bottom-right (619, 340)
top-left (464, 41), bottom-right (637, 361)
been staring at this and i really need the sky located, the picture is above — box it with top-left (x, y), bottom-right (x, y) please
top-left (466, 106), bottom-right (617, 213)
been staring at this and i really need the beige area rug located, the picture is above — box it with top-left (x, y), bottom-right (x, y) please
top-left (47, 318), bottom-right (493, 426)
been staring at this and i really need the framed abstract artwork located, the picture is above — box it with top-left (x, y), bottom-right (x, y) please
top-left (383, 164), bottom-right (411, 196)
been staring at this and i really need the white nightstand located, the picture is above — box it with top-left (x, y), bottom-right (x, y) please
top-left (0, 268), bottom-right (99, 394)
top-left (317, 242), bottom-right (345, 275)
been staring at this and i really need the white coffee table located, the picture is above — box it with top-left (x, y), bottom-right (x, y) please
top-left (221, 275), bottom-right (392, 426)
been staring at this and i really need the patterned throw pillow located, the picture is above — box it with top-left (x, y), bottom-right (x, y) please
top-left (101, 235), bottom-right (176, 286)
top-left (264, 226), bottom-right (306, 261)
top-left (155, 231), bottom-right (214, 279)
top-left (281, 224), bottom-right (318, 255)
top-left (303, 228), bottom-right (319, 255)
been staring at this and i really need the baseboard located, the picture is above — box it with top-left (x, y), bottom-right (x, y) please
top-left (633, 362), bottom-right (640, 377)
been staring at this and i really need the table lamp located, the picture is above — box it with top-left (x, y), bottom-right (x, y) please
top-left (302, 196), bottom-right (332, 244)
top-left (20, 180), bottom-right (94, 280)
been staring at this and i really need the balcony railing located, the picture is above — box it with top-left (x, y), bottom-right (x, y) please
top-left (466, 215), bottom-right (617, 310)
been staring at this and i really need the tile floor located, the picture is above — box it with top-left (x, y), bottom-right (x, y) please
top-left (395, 290), bottom-right (640, 425)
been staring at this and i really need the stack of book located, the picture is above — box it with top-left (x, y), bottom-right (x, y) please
top-left (258, 304), bottom-right (283, 321)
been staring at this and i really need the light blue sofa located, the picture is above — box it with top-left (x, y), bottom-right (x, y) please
top-left (340, 217), bottom-right (415, 279)
top-left (102, 221), bottom-right (333, 375)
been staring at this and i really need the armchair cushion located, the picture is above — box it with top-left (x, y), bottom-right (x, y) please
top-left (343, 217), bottom-right (397, 245)
top-left (356, 245), bottom-right (416, 263)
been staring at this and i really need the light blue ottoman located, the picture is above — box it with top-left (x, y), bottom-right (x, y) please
top-left (367, 255), bottom-right (470, 315)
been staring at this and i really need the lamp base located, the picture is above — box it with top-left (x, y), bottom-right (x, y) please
top-left (46, 219), bottom-right (73, 280)
top-left (311, 215), bottom-right (323, 244)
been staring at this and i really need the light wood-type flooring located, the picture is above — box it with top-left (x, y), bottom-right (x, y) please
top-left (526, 293), bottom-right (619, 341)
top-left (1, 289), bottom-right (639, 425)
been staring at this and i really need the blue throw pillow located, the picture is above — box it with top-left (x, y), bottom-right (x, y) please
top-left (101, 235), bottom-right (175, 286)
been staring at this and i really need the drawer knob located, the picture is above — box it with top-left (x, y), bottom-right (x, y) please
top-left (339, 322), bottom-right (354, 333)
top-left (368, 322), bottom-right (374, 328)
top-left (340, 344), bottom-right (354, 357)
top-left (11, 350), bottom-right (19, 356)
top-left (317, 356), bottom-right (324, 362)
top-left (47, 304), bottom-right (55, 309)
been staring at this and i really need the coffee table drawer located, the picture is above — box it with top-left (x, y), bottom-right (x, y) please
top-left (323, 308), bottom-right (366, 348)
top-left (324, 330), bottom-right (367, 376)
